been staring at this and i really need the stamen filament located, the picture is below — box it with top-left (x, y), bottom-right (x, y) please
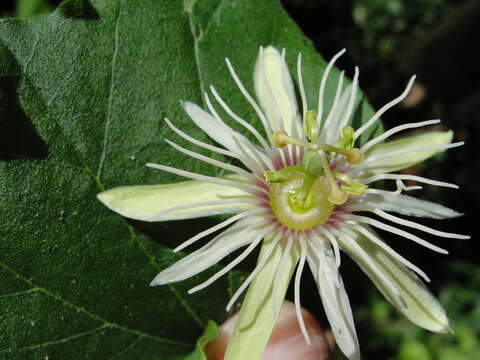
top-left (272, 130), bottom-right (363, 165)
top-left (319, 144), bottom-right (363, 164)
top-left (271, 130), bottom-right (314, 149)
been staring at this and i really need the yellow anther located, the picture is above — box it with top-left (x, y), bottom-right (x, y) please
top-left (271, 130), bottom-right (290, 148)
top-left (317, 144), bottom-right (363, 165)
top-left (345, 148), bottom-right (363, 165)
top-left (330, 126), bottom-right (364, 164)
top-left (336, 126), bottom-right (355, 150)
top-left (333, 171), bottom-right (368, 196)
top-left (328, 184), bottom-right (348, 205)
top-left (271, 130), bottom-right (316, 150)
top-left (317, 149), bottom-right (348, 205)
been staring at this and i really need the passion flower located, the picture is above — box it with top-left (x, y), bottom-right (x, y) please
top-left (98, 46), bottom-right (468, 360)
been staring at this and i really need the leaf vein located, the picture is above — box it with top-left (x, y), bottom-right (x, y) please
top-left (46, 66), bottom-right (76, 106)
top-left (23, 34), bottom-right (40, 74)
top-left (0, 260), bottom-right (191, 348)
top-left (203, 0), bottom-right (223, 36)
top-left (105, 335), bottom-right (142, 360)
top-left (97, 1), bottom-right (123, 182)
top-left (0, 288), bottom-right (38, 299)
top-left (125, 225), bottom-right (206, 329)
top-left (186, 6), bottom-right (206, 107)
top-left (0, 325), bottom-right (108, 354)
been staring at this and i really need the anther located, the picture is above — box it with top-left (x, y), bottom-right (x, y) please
top-left (328, 183), bottom-right (348, 204)
top-left (318, 150), bottom-right (348, 205)
top-left (345, 148), bottom-right (363, 165)
top-left (271, 130), bottom-right (289, 148)
top-left (333, 126), bottom-right (364, 164)
top-left (304, 110), bottom-right (319, 142)
top-left (271, 131), bottom-right (316, 150)
top-left (332, 171), bottom-right (367, 196)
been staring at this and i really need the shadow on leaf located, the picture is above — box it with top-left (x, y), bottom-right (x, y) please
top-left (126, 216), bottom-right (220, 251)
top-left (58, 0), bottom-right (99, 20)
top-left (0, 77), bottom-right (48, 160)
top-left (126, 216), bottom-right (261, 271)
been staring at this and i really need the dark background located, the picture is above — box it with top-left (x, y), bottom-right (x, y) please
top-left (1, 0), bottom-right (478, 359)
top-left (280, 1), bottom-right (479, 359)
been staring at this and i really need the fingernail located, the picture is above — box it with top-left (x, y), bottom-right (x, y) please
top-left (206, 301), bottom-right (331, 360)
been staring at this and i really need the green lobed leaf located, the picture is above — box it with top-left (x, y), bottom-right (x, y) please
top-left (0, 0), bottom-right (382, 358)
top-left (184, 320), bottom-right (218, 360)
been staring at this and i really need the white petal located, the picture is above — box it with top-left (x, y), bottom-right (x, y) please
top-left (322, 83), bottom-right (352, 144)
top-left (224, 234), bottom-right (300, 359)
top-left (360, 173), bottom-right (458, 190)
top-left (317, 49), bottom-right (346, 127)
top-left (360, 119), bottom-right (441, 154)
top-left (150, 217), bottom-right (262, 285)
top-left (354, 76), bottom-right (416, 139)
top-left (308, 240), bottom-right (360, 360)
top-left (209, 86), bottom-right (271, 151)
top-left (337, 228), bottom-right (450, 333)
top-left (182, 101), bottom-right (259, 158)
top-left (254, 46), bottom-right (299, 135)
top-left (351, 192), bottom-right (462, 219)
top-left (97, 177), bottom-right (252, 222)
top-left (360, 130), bottom-right (454, 176)
top-left (226, 231), bottom-right (283, 311)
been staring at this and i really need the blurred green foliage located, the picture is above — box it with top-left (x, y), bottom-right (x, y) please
top-left (15, 0), bottom-right (52, 19)
top-left (352, 0), bottom-right (454, 57)
top-left (332, 261), bottom-right (480, 359)
top-left (283, 0), bottom-right (454, 65)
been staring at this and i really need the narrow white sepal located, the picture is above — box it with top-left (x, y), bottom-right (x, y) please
top-left (182, 101), bottom-right (257, 159)
top-left (97, 176), bottom-right (251, 222)
top-left (150, 217), bottom-right (261, 285)
top-left (337, 228), bottom-right (451, 333)
top-left (360, 130), bottom-right (455, 176)
top-left (307, 240), bottom-right (361, 360)
top-left (254, 46), bottom-right (299, 135)
top-left (322, 83), bottom-right (352, 144)
top-left (224, 235), bottom-right (300, 360)
top-left (352, 192), bottom-right (463, 219)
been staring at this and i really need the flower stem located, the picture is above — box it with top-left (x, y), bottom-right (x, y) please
top-left (224, 236), bottom-right (300, 360)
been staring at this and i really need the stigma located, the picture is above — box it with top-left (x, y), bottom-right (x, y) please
top-left (269, 123), bottom-right (367, 210)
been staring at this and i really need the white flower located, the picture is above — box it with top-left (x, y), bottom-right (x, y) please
top-left (98, 46), bottom-right (468, 360)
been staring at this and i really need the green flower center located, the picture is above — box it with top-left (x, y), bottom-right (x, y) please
top-left (269, 172), bottom-right (334, 231)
